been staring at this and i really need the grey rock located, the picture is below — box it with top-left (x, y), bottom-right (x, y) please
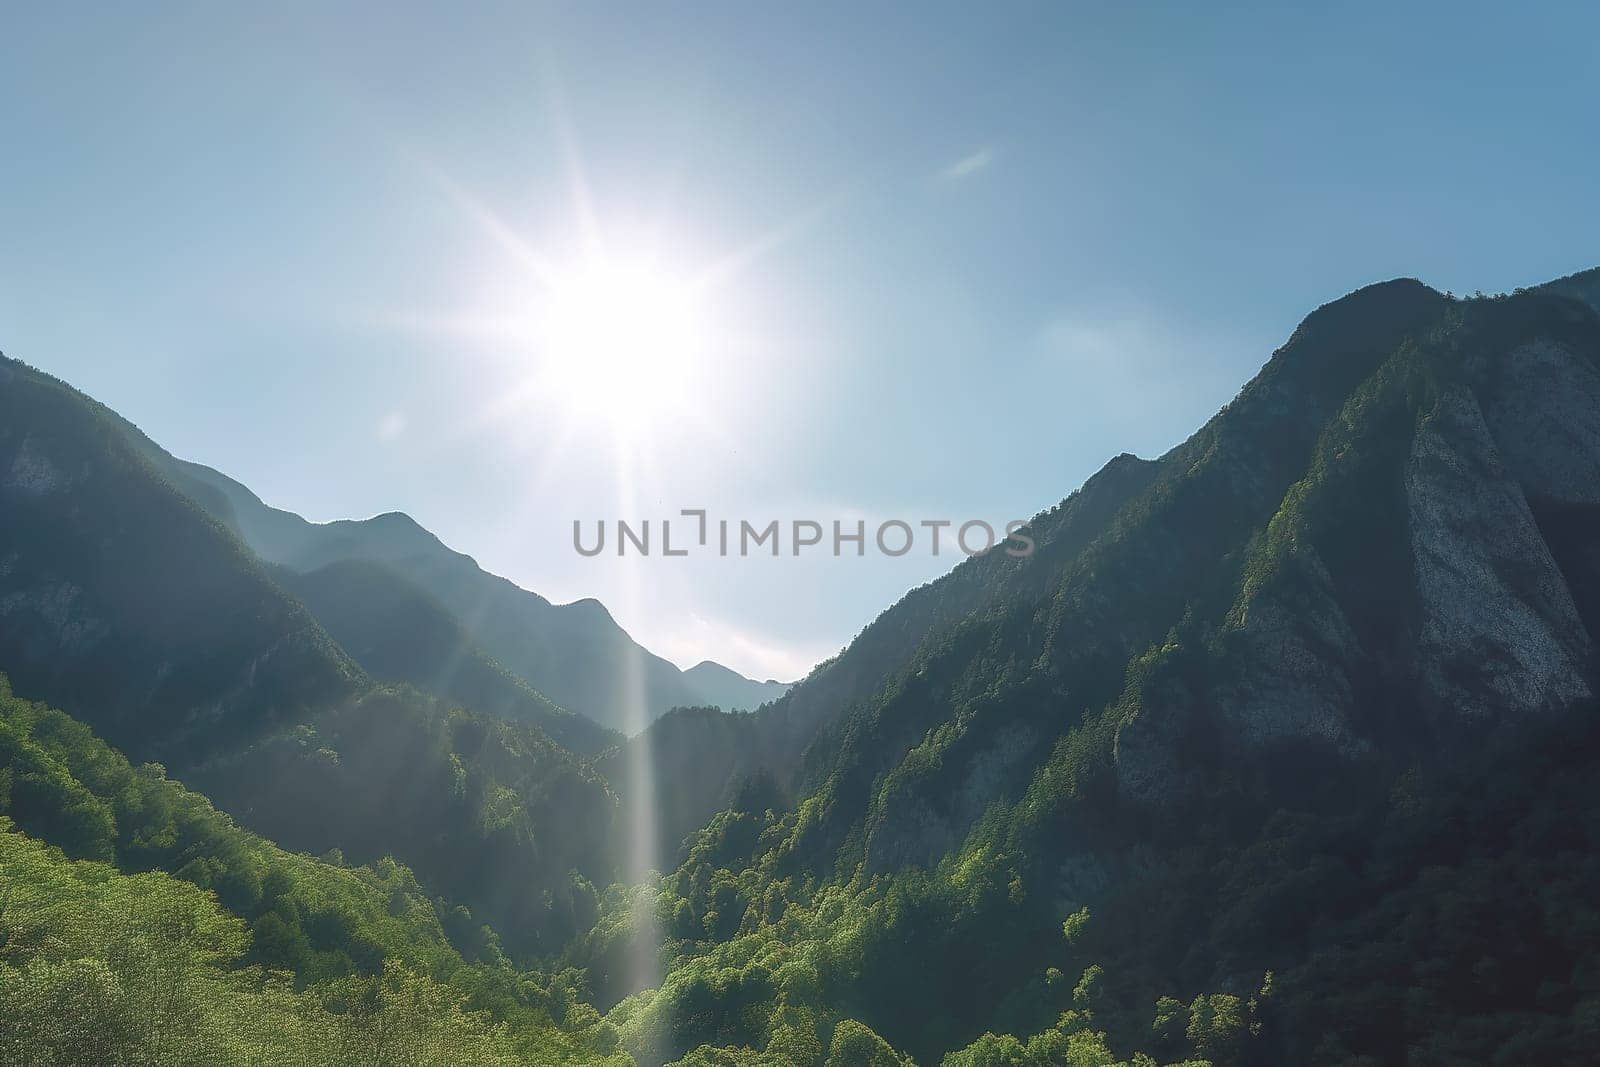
top-left (1478, 339), bottom-right (1600, 506)
top-left (4, 436), bottom-right (65, 494)
top-left (1217, 548), bottom-right (1364, 752)
top-left (1407, 387), bottom-right (1592, 719)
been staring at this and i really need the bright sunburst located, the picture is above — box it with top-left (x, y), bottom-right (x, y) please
top-left (402, 150), bottom-right (826, 461)
top-left (539, 255), bottom-right (708, 427)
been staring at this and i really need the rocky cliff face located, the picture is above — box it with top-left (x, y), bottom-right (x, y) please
top-left (1111, 289), bottom-right (1599, 809)
top-left (1407, 386), bottom-right (1591, 720)
top-left (1477, 337), bottom-right (1600, 505)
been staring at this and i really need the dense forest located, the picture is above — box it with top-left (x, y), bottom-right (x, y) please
top-left (0, 676), bottom-right (626, 1063)
top-left (2, 266), bottom-right (1599, 1064)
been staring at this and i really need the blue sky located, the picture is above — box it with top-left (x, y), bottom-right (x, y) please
top-left (4, 3), bottom-right (1598, 681)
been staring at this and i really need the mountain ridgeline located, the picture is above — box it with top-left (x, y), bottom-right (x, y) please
top-left (0, 356), bottom-right (626, 957)
top-left (0, 359), bottom-right (365, 765)
top-left (155, 456), bottom-right (790, 732)
top-left (627, 270), bottom-right (1600, 857)
top-left (2, 266), bottom-right (1599, 1066)
top-left (271, 557), bottom-right (617, 756)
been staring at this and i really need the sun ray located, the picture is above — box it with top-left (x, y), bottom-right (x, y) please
top-left (414, 160), bottom-right (564, 289)
top-left (540, 70), bottom-right (608, 265)
top-left (689, 183), bottom-right (853, 294)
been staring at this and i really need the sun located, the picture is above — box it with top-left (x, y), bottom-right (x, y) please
top-left (538, 257), bottom-right (708, 429)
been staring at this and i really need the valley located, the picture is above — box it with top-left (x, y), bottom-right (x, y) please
top-left (4, 269), bottom-right (1600, 1063)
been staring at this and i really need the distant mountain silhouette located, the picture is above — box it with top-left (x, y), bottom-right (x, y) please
top-left (153, 457), bottom-right (788, 733)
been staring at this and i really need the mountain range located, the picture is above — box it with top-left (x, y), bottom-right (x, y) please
top-left (3, 266), bottom-right (1599, 1065)
top-left (166, 456), bottom-right (790, 731)
top-left (114, 409), bottom-right (790, 732)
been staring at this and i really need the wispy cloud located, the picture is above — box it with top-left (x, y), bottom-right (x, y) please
top-left (938, 147), bottom-right (995, 182)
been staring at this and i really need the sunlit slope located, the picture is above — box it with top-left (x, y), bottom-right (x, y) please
top-left (0, 673), bottom-right (461, 979)
top-left (0, 813), bottom-right (626, 1065)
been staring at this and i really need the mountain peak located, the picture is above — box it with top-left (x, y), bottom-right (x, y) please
top-left (1280, 276), bottom-right (1443, 351)
top-left (368, 509), bottom-right (423, 527)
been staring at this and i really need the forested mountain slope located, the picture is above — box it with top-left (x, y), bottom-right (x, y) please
top-left (0, 674), bottom-right (459, 981)
top-left (274, 557), bottom-right (618, 756)
top-left (630, 275), bottom-right (1600, 865)
top-left (189, 685), bottom-right (619, 954)
top-left (0, 819), bottom-right (612, 1066)
top-left (590, 274), bottom-right (1600, 1065)
top-left (0, 675), bottom-right (628, 1063)
top-left (1542, 264), bottom-right (1600, 314)
top-left (618, 447), bottom-right (1165, 860)
top-left (0, 357), bottom-right (364, 764)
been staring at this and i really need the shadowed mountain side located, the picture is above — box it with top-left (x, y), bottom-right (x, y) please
top-left (620, 276), bottom-right (1600, 878)
top-left (0, 356), bottom-right (364, 765)
top-left (188, 685), bottom-right (621, 955)
top-left (617, 444), bottom-right (1166, 861)
top-left (0, 355), bottom-right (629, 955)
top-left (1540, 264), bottom-right (1600, 315)
top-left (274, 558), bottom-right (619, 756)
